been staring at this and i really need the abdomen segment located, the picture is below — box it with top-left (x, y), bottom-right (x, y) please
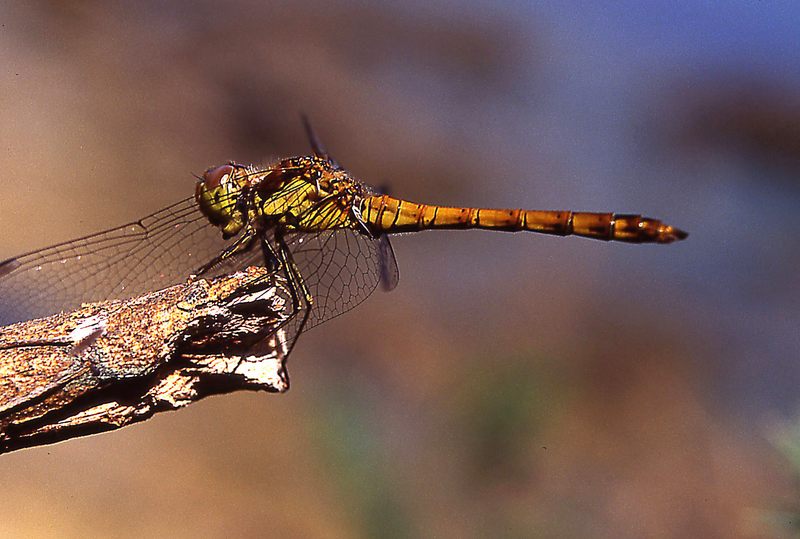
top-left (362, 195), bottom-right (687, 244)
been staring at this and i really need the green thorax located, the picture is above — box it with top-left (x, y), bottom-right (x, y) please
top-left (195, 156), bottom-right (370, 239)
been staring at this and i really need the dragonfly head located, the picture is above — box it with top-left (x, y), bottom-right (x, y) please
top-left (196, 164), bottom-right (247, 238)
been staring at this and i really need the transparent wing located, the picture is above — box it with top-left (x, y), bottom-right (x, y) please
top-left (378, 235), bottom-right (399, 291)
top-left (0, 194), bottom-right (401, 330)
top-left (284, 228), bottom-right (399, 330)
top-left (194, 226), bottom-right (400, 335)
top-left (0, 197), bottom-right (232, 325)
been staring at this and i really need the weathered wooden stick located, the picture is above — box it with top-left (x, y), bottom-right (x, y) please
top-left (0, 267), bottom-right (292, 455)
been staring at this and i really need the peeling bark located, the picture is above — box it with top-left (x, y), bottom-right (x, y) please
top-left (0, 267), bottom-right (292, 454)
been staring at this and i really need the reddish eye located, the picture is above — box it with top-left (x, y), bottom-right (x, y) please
top-left (203, 164), bottom-right (234, 189)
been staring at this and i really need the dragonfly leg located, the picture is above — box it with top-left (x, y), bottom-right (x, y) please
top-left (194, 226), bottom-right (257, 276)
top-left (226, 230), bottom-right (313, 372)
top-left (272, 229), bottom-right (313, 357)
top-left (258, 233), bottom-right (281, 273)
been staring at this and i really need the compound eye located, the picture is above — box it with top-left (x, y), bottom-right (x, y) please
top-left (203, 164), bottom-right (234, 189)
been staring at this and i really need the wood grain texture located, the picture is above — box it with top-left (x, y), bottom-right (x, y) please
top-left (0, 267), bottom-right (293, 455)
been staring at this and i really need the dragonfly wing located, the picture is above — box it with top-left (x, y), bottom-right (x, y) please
top-left (283, 228), bottom-right (395, 329)
top-left (0, 190), bottom-right (398, 332)
top-left (194, 227), bottom-right (396, 333)
top-left (358, 181), bottom-right (399, 291)
top-left (377, 234), bottom-right (399, 291)
top-left (0, 197), bottom-right (234, 325)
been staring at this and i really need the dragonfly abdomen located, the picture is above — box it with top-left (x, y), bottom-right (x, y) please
top-left (362, 195), bottom-right (687, 244)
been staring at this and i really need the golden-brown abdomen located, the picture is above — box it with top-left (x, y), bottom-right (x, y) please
top-left (362, 195), bottom-right (687, 244)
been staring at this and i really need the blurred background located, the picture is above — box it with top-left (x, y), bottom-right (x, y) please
top-left (0, 1), bottom-right (798, 537)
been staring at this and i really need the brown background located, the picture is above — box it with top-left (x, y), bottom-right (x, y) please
top-left (0, 1), bottom-right (798, 537)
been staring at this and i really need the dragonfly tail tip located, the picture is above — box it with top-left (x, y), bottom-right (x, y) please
top-left (659, 225), bottom-right (688, 243)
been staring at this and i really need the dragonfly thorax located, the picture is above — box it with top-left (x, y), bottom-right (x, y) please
top-left (196, 157), bottom-right (371, 240)
top-left (250, 156), bottom-right (368, 233)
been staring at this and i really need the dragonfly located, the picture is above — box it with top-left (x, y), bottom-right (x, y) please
top-left (0, 122), bottom-right (687, 358)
